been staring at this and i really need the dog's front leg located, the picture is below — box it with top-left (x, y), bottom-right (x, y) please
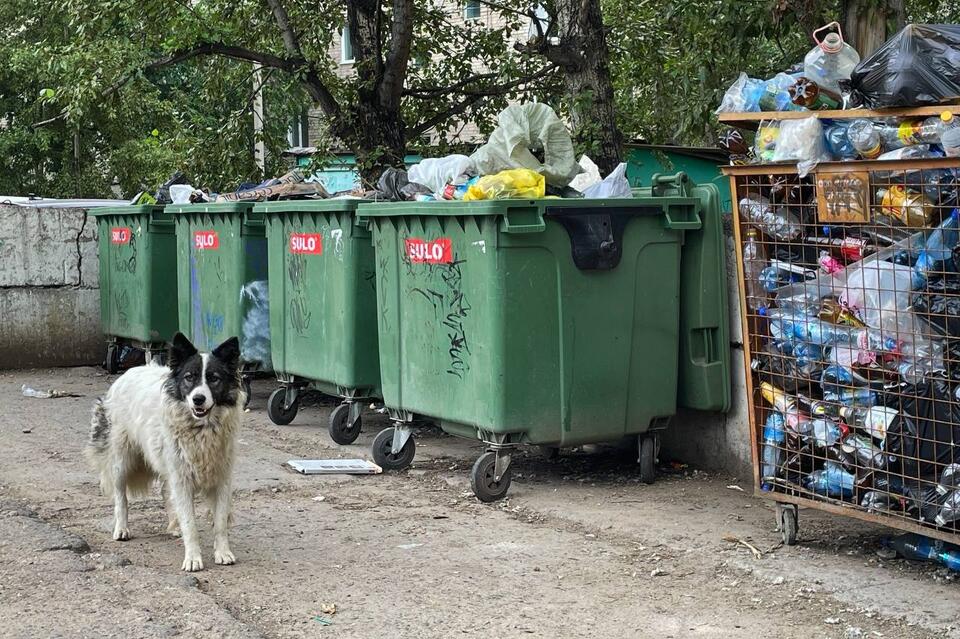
top-left (169, 476), bottom-right (203, 572)
top-left (211, 482), bottom-right (235, 565)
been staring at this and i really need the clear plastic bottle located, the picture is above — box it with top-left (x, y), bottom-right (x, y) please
top-left (912, 208), bottom-right (960, 288)
top-left (938, 463), bottom-right (960, 496)
top-left (936, 491), bottom-right (960, 527)
top-left (940, 112), bottom-right (960, 158)
top-left (848, 119), bottom-right (883, 159)
top-left (742, 228), bottom-right (767, 311)
top-left (738, 195), bottom-right (803, 240)
top-left (803, 23), bottom-right (861, 95)
top-left (761, 413), bottom-right (786, 487)
top-left (884, 533), bottom-right (960, 571)
top-left (804, 461), bottom-right (855, 498)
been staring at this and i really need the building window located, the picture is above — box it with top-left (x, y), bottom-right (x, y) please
top-left (287, 109), bottom-right (309, 148)
top-left (463, 1), bottom-right (481, 20)
top-left (340, 26), bottom-right (354, 63)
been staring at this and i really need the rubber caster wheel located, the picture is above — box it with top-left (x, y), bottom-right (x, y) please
top-left (329, 403), bottom-right (361, 445)
top-left (470, 452), bottom-right (512, 503)
top-left (267, 388), bottom-right (299, 425)
top-left (241, 378), bottom-right (252, 409)
top-left (779, 505), bottom-right (798, 546)
top-left (639, 436), bottom-right (656, 484)
top-left (105, 344), bottom-right (121, 374)
top-left (372, 427), bottom-right (415, 471)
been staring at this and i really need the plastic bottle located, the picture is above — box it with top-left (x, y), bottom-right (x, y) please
top-left (874, 118), bottom-right (944, 149)
top-left (789, 76), bottom-right (841, 110)
top-left (938, 463), bottom-right (960, 496)
top-left (768, 312), bottom-right (857, 347)
top-left (878, 186), bottom-right (935, 227)
top-left (862, 490), bottom-right (905, 513)
top-left (758, 382), bottom-right (810, 430)
top-left (761, 413), bottom-right (787, 487)
top-left (742, 228), bottom-right (767, 311)
top-left (738, 195), bottom-right (803, 241)
top-left (803, 23), bottom-right (860, 95)
top-left (818, 296), bottom-right (867, 327)
top-left (807, 418), bottom-right (848, 448)
top-left (759, 265), bottom-right (810, 292)
top-left (848, 119), bottom-right (883, 159)
top-left (842, 433), bottom-right (885, 468)
top-left (883, 533), bottom-right (960, 571)
top-left (804, 461), bottom-right (855, 498)
top-left (824, 388), bottom-right (878, 407)
top-left (843, 405), bottom-right (899, 440)
top-left (936, 491), bottom-right (960, 527)
top-left (912, 208), bottom-right (960, 288)
top-left (940, 112), bottom-right (960, 158)
top-left (756, 73), bottom-right (805, 112)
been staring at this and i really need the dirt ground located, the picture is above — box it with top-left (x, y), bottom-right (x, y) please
top-left (1, 367), bottom-right (958, 639)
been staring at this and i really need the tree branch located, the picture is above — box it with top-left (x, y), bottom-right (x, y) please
top-left (403, 70), bottom-right (501, 97)
top-left (264, 0), bottom-right (302, 58)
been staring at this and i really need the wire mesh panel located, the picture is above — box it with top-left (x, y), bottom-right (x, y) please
top-left (727, 158), bottom-right (960, 544)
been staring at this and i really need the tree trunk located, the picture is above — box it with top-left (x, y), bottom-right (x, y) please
top-left (841, 0), bottom-right (906, 57)
top-left (339, 103), bottom-right (407, 188)
top-left (552, 0), bottom-right (624, 176)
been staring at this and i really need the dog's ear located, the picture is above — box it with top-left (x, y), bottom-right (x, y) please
top-left (212, 336), bottom-right (241, 371)
top-left (168, 332), bottom-right (198, 371)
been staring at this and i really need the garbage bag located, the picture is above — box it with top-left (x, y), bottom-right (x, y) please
top-left (912, 277), bottom-right (960, 337)
top-left (752, 341), bottom-right (825, 396)
top-left (463, 168), bottom-right (545, 201)
top-left (582, 163), bottom-right (632, 199)
top-left (568, 155), bottom-right (603, 192)
top-left (875, 380), bottom-right (960, 482)
top-left (847, 24), bottom-right (960, 108)
top-left (407, 155), bottom-right (475, 194)
top-left (470, 103), bottom-right (581, 187)
top-left (771, 117), bottom-right (830, 177)
top-left (373, 168), bottom-right (433, 201)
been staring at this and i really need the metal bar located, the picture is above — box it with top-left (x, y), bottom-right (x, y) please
top-left (718, 105), bottom-right (960, 130)
top-left (722, 157), bottom-right (960, 177)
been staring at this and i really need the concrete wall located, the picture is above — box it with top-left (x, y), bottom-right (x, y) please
top-left (660, 214), bottom-right (754, 480)
top-left (0, 205), bottom-right (102, 368)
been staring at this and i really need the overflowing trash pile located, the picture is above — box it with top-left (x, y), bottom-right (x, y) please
top-left (721, 22), bottom-right (960, 550)
top-left (366, 103), bottom-right (632, 202)
top-left (717, 23), bottom-right (960, 176)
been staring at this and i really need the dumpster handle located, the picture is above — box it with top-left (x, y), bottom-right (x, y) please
top-left (662, 207), bottom-right (702, 230)
top-left (502, 207), bottom-right (546, 234)
top-left (650, 172), bottom-right (691, 198)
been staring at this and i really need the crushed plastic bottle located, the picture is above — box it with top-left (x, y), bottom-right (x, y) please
top-left (761, 413), bottom-right (786, 488)
top-left (861, 490), bottom-right (906, 513)
top-left (936, 490), bottom-right (960, 527)
top-left (941, 112), bottom-right (960, 158)
top-left (912, 208), bottom-right (960, 289)
top-left (743, 228), bottom-right (768, 311)
top-left (842, 433), bottom-right (885, 468)
top-left (938, 463), bottom-right (960, 496)
top-left (759, 265), bottom-right (813, 292)
top-left (804, 461), bottom-right (856, 498)
top-left (738, 195), bottom-right (802, 241)
top-left (883, 533), bottom-right (960, 571)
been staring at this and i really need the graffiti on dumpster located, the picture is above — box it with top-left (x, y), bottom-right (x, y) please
top-left (287, 252), bottom-right (311, 336)
top-left (113, 289), bottom-right (130, 329)
top-left (113, 230), bottom-right (137, 274)
top-left (409, 252), bottom-right (471, 379)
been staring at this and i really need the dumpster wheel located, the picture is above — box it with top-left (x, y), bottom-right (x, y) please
top-left (329, 402), bottom-right (362, 445)
top-left (638, 435), bottom-right (657, 484)
top-left (777, 503), bottom-right (799, 546)
top-left (267, 388), bottom-right (299, 426)
top-left (471, 452), bottom-right (512, 503)
top-left (105, 343), bottom-right (121, 375)
top-left (372, 427), bottom-right (415, 471)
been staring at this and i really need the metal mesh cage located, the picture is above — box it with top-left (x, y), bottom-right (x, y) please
top-left (726, 157), bottom-right (960, 544)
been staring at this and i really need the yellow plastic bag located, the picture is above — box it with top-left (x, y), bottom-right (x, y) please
top-left (463, 169), bottom-right (545, 201)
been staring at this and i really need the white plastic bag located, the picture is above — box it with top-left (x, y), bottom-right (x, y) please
top-left (771, 117), bottom-right (829, 177)
top-left (470, 103), bottom-right (581, 187)
top-left (170, 184), bottom-right (195, 204)
top-left (568, 155), bottom-right (602, 192)
top-left (407, 155), bottom-right (475, 193)
top-left (582, 163), bottom-right (633, 198)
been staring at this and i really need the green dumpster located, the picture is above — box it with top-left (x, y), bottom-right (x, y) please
top-left (357, 173), bottom-right (729, 500)
top-left (258, 199), bottom-right (380, 444)
top-left (167, 202), bottom-right (271, 398)
top-left (89, 205), bottom-right (179, 372)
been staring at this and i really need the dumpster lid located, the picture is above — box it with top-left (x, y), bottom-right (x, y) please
top-left (87, 204), bottom-right (167, 216)
top-left (254, 199), bottom-right (370, 214)
top-left (355, 198), bottom-right (648, 216)
top-left (166, 202), bottom-right (255, 214)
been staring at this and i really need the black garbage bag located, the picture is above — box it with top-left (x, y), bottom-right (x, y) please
top-left (752, 341), bottom-right (824, 396)
top-left (846, 24), bottom-right (960, 108)
top-left (911, 277), bottom-right (960, 338)
top-left (875, 380), bottom-right (960, 484)
top-left (373, 168), bottom-right (433, 201)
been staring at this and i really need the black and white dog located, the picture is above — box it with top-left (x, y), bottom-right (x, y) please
top-left (86, 333), bottom-right (245, 571)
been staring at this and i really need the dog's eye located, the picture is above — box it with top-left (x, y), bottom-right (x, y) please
top-left (184, 372), bottom-right (194, 381)
top-left (208, 375), bottom-right (220, 383)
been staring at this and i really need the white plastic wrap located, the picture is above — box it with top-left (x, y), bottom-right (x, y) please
top-left (771, 117), bottom-right (830, 177)
top-left (582, 163), bottom-right (632, 199)
top-left (407, 155), bottom-right (476, 193)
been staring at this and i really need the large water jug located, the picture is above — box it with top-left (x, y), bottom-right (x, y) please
top-left (803, 22), bottom-right (860, 95)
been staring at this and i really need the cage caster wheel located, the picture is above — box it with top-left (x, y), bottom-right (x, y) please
top-left (638, 434), bottom-right (657, 484)
top-left (777, 503), bottom-right (799, 546)
top-left (105, 344), bottom-right (121, 374)
top-left (372, 427), bottom-right (415, 471)
top-left (328, 402), bottom-right (362, 445)
top-left (267, 388), bottom-right (299, 425)
top-left (471, 451), bottom-right (513, 503)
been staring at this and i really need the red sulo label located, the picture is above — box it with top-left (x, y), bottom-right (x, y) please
top-left (110, 227), bottom-right (131, 245)
top-left (289, 233), bottom-right (323, 255)
top-left (193, 230), bottom-right (219, 250)
top-left (405, 237), bottom-right (453, 264)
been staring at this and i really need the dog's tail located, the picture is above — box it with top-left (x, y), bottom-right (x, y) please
top-left (85, 398), bottom-right (114, 496)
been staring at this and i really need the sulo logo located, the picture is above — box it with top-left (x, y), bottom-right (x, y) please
top-left (405, 237), bottom-right (453, 264)
top-left (193, 230), bottom-right (219, 250)
top-left (110, 227), bottom-right (131, 245)
top-left (290, 233), bottom-right (323, 255)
